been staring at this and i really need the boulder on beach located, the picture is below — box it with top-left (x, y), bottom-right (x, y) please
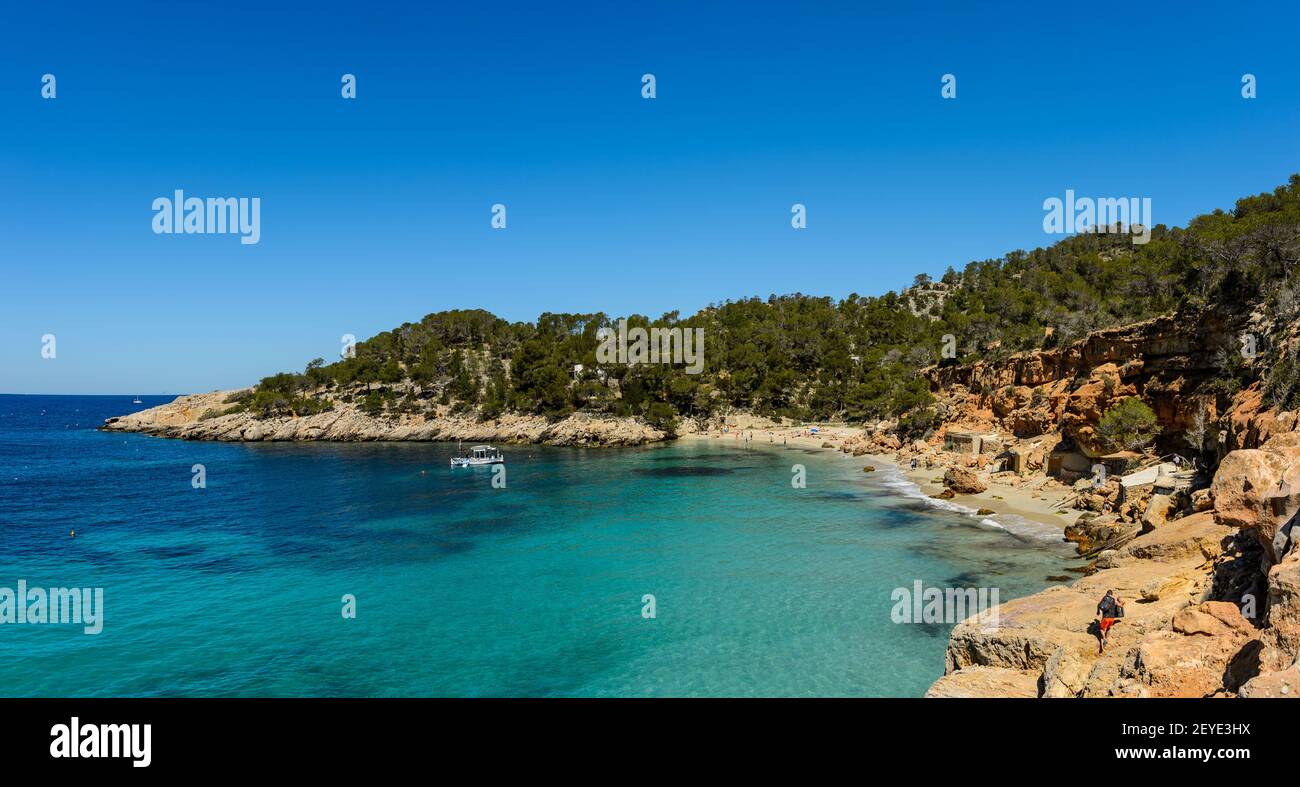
top-left (1140, 493), bottom-right (1174, 533)
top-left (943, 466), bottom-right (987, 495)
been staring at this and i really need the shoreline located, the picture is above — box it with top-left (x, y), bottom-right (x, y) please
top-left (679, 427), bottom-right (1082, 539)
top-left (111, 393), bottom-right (1081, 542)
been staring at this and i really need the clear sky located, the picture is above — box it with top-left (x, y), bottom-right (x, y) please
top-left (2, 0), bottom-right (1298, 394)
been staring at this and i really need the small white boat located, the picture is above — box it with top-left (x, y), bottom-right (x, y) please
top-left (132, 396), bottom-right (143, 404)
top-left (451, 445), bottom-right (504, 467)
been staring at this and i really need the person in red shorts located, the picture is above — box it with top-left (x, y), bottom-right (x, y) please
top-left (1096, 590), bottom-right (1124, 653)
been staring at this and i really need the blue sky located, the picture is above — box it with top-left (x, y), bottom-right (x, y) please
top-left (2, 0), bottom-right (1298, 394)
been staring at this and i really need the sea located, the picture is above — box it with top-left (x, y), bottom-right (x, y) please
top-left (0, 394), bottom-right (1076, 696)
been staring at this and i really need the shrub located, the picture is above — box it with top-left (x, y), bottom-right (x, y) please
top-left (1264, 347), bottom-right (1300, 412)
top-left (645, 402), bottom-right (679, 436)
top-left (897, 407), bottom-right (938, 439)
top-left (1097, 397), bottom-right (1158, 452)
top-left (361, 391), bottom-right (385, 416)
top-left (224, 389), bottom-right (254, 404)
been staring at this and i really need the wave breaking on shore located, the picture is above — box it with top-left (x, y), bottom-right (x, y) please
top-left (869, 464), bottom-right (1065, 543)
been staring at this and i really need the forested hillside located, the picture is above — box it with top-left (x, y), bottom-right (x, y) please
top-left (234, 176), bottom-right (1300, 434)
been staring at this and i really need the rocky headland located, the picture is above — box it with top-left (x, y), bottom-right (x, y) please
top-left (102, 390), bottom-right (666, 446)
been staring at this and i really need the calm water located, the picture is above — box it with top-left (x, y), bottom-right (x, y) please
top-left (0, 394), bottom-right (1075, 696)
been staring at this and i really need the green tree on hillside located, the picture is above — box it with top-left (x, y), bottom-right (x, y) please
top-left (1097, 397), bottom-right (1159, 452)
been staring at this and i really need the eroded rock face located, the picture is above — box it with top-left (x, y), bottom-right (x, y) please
top-left (102, 390), bottom-right (667, 447)
top-left (923, 311), bottom-right (1241, 452)
top-left (1121, 513), bottom-right (1227, 563)
top-left (1261, 552), bottom-right (1300, 671)
top-left (1204, 433), bottom-right (1300, 683)
top-left (1225, 384), bottom-right (1300, 457)
top-left (1212, 434), bottom-right (1300, 565)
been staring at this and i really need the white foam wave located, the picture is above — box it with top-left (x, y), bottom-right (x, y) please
top-left (869, 465), bottom-right (1064, 543)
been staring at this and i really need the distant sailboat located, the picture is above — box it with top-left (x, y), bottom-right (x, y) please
top-left (133, 395), bottom-right (143, 404)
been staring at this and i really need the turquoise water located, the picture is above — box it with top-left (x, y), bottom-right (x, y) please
top-left (0, 395), bottom-right (1075, 696)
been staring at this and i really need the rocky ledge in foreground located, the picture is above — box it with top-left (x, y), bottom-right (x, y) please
top-left (101, 390), bottom-right (667, 447)
top-left (929, 432), bottom-right (1300, 698)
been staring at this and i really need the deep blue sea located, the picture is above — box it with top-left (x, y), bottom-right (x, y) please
top-left (0, 394), bottom-right (1076, 697)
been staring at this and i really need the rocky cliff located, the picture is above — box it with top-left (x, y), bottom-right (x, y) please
top-left (921, 307), bottom-right (1297, 459)
top-left (928, 418), bottom-right (1300, 698)
top-left (101, 390), bottom-right (667, 446)
top-left (930, 430), bottom-right (1300, 698)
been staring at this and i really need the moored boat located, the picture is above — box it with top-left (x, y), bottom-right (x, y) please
top-left (451, 445), bottom-right (504, 467)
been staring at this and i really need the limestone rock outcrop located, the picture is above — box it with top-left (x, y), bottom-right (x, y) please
top-left (1116, 602), bottom-right (1255, 697)
top-left (925, 666), bottom-right (1039, 698)
top-left (102, 390), bottom-right (667, 447)
top-left (1212, 433), bottom-right (1300, 565)
top-left (1261, 551), bottom-right (1300, 672)
top-left (931, 430), bottom-right (1300, 697)
top-left (932, 512), bottom-right (1234, 697)
top-left (923, 309), bottom-right (1246, 456)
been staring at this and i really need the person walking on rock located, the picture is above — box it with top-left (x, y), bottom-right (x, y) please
top-left (1096, 590), bottom-right (1124, 653)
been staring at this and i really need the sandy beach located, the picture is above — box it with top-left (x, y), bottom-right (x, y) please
top-left (681, 423), bottom-right (1082, 537)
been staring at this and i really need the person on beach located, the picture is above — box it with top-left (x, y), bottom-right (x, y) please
top-left (910, 458), bottom-right (918, 470)
top-left (1095, 590), bottom-right (1124, 652)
